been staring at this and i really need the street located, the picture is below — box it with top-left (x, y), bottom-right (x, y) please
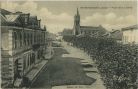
top-left (30, 42), bottom-right (106, 89)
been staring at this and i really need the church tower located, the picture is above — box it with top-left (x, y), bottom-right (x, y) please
top-left (73, 8), bottom-right (80, 35)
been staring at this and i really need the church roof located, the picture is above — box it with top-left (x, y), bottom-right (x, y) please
top-left (80, 25), bottom-right (106, 31)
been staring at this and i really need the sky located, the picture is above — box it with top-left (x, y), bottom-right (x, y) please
top-left (1, 0), bottom-right (137, 34)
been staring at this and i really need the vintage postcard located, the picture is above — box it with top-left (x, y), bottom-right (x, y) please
top-left (0, 0), bottom-right (138, 89)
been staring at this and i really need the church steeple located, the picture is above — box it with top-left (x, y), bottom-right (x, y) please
top-left (77, 8), bottom-right (79, 15)
top-left (73, 8), bottom-right (80, 35)
top-left (76, 7), bottom-right (80, 24)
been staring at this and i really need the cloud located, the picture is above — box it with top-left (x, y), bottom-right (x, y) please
top-left (1, 1), bottom-right (137, 33)
top-left (1, 1), bottom-right (73, 34)
top-left (38, 8), bottom-right (73, 33)
top-left (18, 1), bottom-right (38, 15)
top-left (1, 2), bottom-right (19, 12)
top-left (81, 12), bottom-right (136, 31)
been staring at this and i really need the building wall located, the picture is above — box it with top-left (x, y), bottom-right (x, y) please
top-left (1, 26), bottom-right (46, 86)
top-left (122, 29), bottom-right (138, 44)
top-left (1, 32), bottom-right (9, 50)
top-left (1, 57), bottom-right (11, 87)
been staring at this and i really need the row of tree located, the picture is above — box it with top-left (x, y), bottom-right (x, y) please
top-left (63, 35), bottom-right (138, 89)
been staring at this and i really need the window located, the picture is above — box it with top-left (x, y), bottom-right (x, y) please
top-left (24, 33), bottom-right (26, 45)
top-left (30, 33), bottom-right (32, 45)
top-left (27, 33), bottom-right (29, 45)
top-left (28, 55), bottom-right (30, 67)
top-left (14, 32), bottom-right (17, 49)
top-left (23, 56), bottom-right (26, 70)
top-left (25, 15), bottom-right (28, 25)
top-left (19, 32), bottom-right (22, 47)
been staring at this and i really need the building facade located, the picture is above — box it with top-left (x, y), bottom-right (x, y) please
top-left (122, 25), bottom-right (138, 45)
top-left (1, 9), bottom-right (47, 87)
top-left (73, 8), bottom-right (107, 37)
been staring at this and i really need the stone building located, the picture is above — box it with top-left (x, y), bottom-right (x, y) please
top-left (1, 9), bottom-right (47, 87)
top-left (122, 25), bottom-right (138, 45)
top-left (73, 8), bottom-right (107, 37)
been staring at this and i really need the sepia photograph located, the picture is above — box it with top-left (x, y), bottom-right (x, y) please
top-left (0, 0), bottom-right (138, 89)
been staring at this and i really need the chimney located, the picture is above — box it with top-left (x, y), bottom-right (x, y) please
top-left (44, 25), bottom-right (46, 31)
top-left (24, 13), bottom-right (30, 25)
top-left (38, 19), bottom-right (41, 28)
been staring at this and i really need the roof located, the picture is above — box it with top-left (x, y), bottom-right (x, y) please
top-left (80, 25), bottom-right (106, 31)
top-left (0, 8), bottom-right (12, 16)
top-left (1, 9), bottom-right (43, 29)
top-left (5, 14), bottom-right (20, 22)
top-left (0, 13), bottom-right (7, 23)
top-left (122, 25), bottom-right (138, 31)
